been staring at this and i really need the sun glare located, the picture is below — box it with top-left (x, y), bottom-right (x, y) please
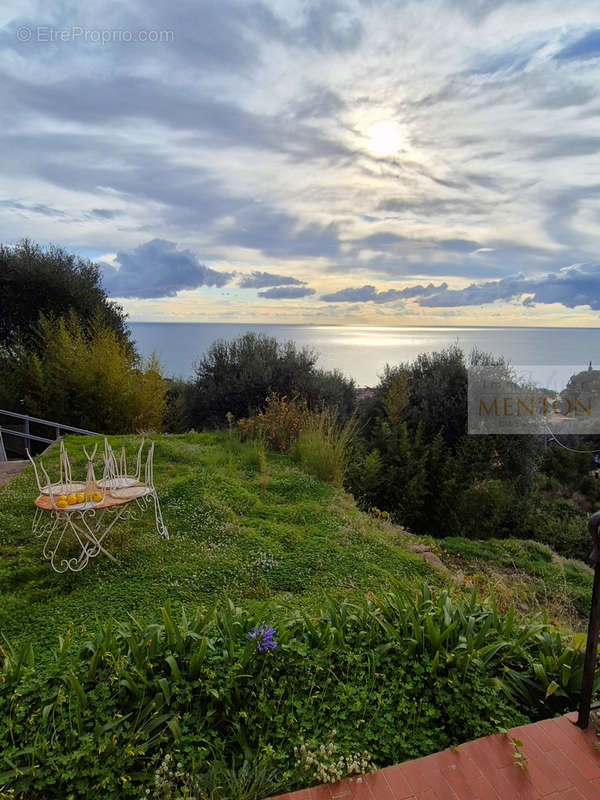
top-left (366, 120), bottom-right (403, 157)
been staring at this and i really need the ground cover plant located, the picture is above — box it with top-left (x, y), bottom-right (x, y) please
top-left (1, 587), bottom-right (591, 798)
top-left (0, 432), bottom-right (595, 798)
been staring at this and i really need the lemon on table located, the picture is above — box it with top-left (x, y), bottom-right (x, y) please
top-left (56, 494), bottom-right (67, 503)
top-left (92, 492), bottom-right (102, 503)
top-left (67, 494), bottom-right (77, 505)
top-left (56, 499), bottom-right (68, 509)
top-left (76, 492), bottom-right (85, 503)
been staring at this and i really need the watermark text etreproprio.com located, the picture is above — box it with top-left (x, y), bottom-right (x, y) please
top-left (16, 26), bottom-right (174, 44)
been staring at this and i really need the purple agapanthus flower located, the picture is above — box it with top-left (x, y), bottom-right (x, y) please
top-left (248, 624), bottom-right (277, 653)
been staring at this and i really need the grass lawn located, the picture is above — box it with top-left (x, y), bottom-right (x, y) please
top-left (0, 431), bottom-right (441, 659)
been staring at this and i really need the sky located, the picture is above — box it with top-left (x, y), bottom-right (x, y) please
top-left (1, 0), bottom-right (600, 326)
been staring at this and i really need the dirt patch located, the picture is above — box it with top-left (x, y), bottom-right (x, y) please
top-left (0, 461), bottom-right (28, 488)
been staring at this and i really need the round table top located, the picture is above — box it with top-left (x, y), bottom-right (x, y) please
top-left (34, 483), bottom-right (139, 512)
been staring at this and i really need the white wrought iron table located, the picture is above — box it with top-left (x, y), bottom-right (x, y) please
top-left (30, 437), bottom-right (169, 572)
top-left (33, 484), bottom-right (144, 572)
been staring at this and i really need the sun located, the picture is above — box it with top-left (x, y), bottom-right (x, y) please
top-left (366, 120), bottom-right (403, 157)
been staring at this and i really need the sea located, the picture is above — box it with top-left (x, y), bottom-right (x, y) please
top-left (128, 323), bottom-right (600, 389)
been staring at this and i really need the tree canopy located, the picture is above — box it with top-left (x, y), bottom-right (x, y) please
top-left (188, 332), bottom-right (355, 428)
top-left (0, 239), bottom-right (130, 351)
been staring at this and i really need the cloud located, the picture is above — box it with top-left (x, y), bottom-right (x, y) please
top-left (90, 208), bottom-right (121, 219)
top-left (0, 200), bottom-right (67, 217)
top-left (257, 286), bottom-right (316, 299)
top-left (555, 29), bottom-right (600, 62)
top-left (418, 263), bottom-right (600, 310)
top-left (319, 263), bottom-right (600, 313)
top-left (1, 0), bottom-right (600, 326)
top-left (320, 283), bottom-right (446, 303)
top-left (228, 207), bottom-right (341, 258)
top-left (102, 239), bottom-right (233, 298)
top-left (525, 134), bottom-right (600, 160)
top-left (238, 271), bottom-right (305, 288)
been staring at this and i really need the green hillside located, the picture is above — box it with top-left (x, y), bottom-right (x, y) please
top-left (0, 432), bottom-right (592, 657)
top-left (0, 432), bottom-right (595, 799)
top-left (0, 432), bottom-right (439, 654)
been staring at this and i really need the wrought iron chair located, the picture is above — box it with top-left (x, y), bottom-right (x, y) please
top-left (27, 440), bottom-right (86, 496)
top-left (109, 441), bottom-right (169, 539)
top-left (98, 436), bottom-right (145, 489)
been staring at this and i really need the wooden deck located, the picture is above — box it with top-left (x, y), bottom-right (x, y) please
top-left (269, 712), bottom-right (600, 800)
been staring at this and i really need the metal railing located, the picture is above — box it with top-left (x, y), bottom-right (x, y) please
top-left (0, 408), bottom-right (98, 460)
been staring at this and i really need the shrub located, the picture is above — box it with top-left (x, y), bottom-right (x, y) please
top-left (187, 333), bottom-right (355, 428)
top-left (0, 313), bottom-right (167, 433)
top-left (458, 480), bottom-right (512, 540)
top-left (531, 499), bottom-right (590, 561)
top-left (163, 378), bottom-right (193, 433)
top-left (291, 409), bottom-right (356, 487)
top-left (237, 393), bottom-right (310, 452)
top-left (238, 395), bottom-right (356, 487)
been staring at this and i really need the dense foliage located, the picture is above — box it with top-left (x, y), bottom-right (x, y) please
top-left (0, 314), bottom-right (167, 433)
top-left (187, 333), bottom-right (355, 428)
top-left (0, 240), bottom-right (130, 352)
top-left (347, 346), bottom-right (597, 558)
top-left (0, 588), bottom-right (589, 799)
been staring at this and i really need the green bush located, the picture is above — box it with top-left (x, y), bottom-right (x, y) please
top-left (0, 588), bottom-right (589, 799)
top-left (291, 410), bottom-right (356, 487)
top-left (0, 314), bottom-right (167, 433)
top-left (531, 500), bottom-right (590, 561)
top-left (187, 333), bottom-right (355, 428)
top-left (458, 480), bottom-right (512, 540)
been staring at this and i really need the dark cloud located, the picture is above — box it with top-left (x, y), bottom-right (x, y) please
top-left (102, 239), bottom-right (233, 298)
top-left (319, 263), bottom-right (600, 312)
top-left (555, 29), bottom-right (600, 62)
top-left (3, 71), bottom-right (353, 166)
top-left (258, 286), bottom-right (316, 299)
top-left (535, 83), bottom-right (596, 109)
top-left (288, 86), bottom-right (347, 120)
top-left (439, 238), bottom-right (480, 253)
top-left (296, 1), bottom-right (363, 52)
top-left (418, 263), bottom-right (600, 310)
top-left (228, 207), bottom-right (341, 258)
top-left (239, 271), bottom-right (305, 288)
top-left (90, 209), bottom-right (121, 219)
top-left (525, 134), bottom-right (600, 159)
top-left (0, 200), bottom-right (66, 217)
top-left (320, 282), bottom-right (446, 303)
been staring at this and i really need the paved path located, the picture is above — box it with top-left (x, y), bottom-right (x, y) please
top-left (0, 460), bottom-right (28, 488)
top-left (270, 712), bottom-right (600, 800)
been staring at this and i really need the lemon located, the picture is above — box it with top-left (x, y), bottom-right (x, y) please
top-left (56, 494), bottom-right (67, 503)
top-left (67, 494), bottom-right (77, 505)
top-left (56, 499), bottom-right (68, 509)
top-left (76, 492), bottom-right (85, 503)
top-left (92, 492), bottom-right (102, 503)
